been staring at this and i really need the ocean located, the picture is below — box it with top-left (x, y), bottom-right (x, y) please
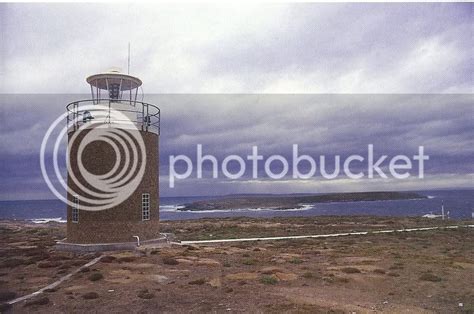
top-left (0, 190), bottom-right (472, 223)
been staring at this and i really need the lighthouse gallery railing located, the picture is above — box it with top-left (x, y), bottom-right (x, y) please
top-left (66, 99), bottom-right (160, 135)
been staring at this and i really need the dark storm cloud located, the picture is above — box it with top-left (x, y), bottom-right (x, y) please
top-left (0, 94), bottom-right (473, 199)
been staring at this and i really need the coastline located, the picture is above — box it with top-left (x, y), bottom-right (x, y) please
top-left (180, 191), bottom-right (427, 212)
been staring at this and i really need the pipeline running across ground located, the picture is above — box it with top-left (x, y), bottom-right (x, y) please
top-left (179, 224), bottom-right (474, 245)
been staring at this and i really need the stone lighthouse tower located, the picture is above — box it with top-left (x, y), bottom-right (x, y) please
top-left (58, 68), bottom-right (162, 251)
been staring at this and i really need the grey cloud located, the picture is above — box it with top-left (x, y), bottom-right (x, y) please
top-left (0, 4), bottom-right (472, 199)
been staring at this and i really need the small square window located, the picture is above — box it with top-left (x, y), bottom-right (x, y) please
top-left (142, 193), bottom-right (150, 221)
top-left (72, 196), bottom-right (79, 223)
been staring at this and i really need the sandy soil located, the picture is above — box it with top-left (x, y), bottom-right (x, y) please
top-left (0, 216), bottom-right (473, 313)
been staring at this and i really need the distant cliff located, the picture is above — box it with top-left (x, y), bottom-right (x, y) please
top-left (179, 191), bottom-right (426, 211)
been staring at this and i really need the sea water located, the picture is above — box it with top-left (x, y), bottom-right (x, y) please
top-left (0, 190), bottom-right (472, 222)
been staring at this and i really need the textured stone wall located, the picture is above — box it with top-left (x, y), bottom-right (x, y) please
top-left (66, 128), bottom-right (160, 244)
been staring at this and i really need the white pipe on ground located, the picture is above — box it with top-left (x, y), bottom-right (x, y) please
top-left (8, 256), bottom-right (103, 305)
top-left (179, 225), bottom-right (474, 245)
top-left (133, 235), bottom-right (140, 246)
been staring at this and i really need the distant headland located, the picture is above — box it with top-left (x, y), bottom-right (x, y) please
top-left (179, 191), bottom-right (427, 211)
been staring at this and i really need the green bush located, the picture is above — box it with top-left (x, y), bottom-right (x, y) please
top-left (242, 259), bottom-right (256, 265)
top-left (261, 275), bottom-right (278, 285)
top-left (289, 258), bottom-right (303, 264)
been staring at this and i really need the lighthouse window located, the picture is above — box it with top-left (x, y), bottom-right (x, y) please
top-left (109, 83), bottom-right (120, 100)
top-left (142, 193), bottom-right (150, 221)
top-left (72, 196), bottom-right (79, 223)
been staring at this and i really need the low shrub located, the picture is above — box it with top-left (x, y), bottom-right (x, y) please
top-left (261, 275), bottom-right (278, 285)
top-left (37, 261), bottom-right (61, 268)
top-left (419, 273), bottom-right (442, 282)
top-left (137, 289), bottom-right (154, 299)
top-left (0, 258), bottom-right (24, 268)
top-left (82, 292), bottom-right (99, 300)
top-left (0, 291), bottom-right (16, 302)
top-left (88, 272), bottom-right (103, 282)
top-left (162, 257), bottom-right (179, 265)
top-left (0, 303), bottom-right (12, 312)
top-left (188, 278), bottom-right (206, 285)
top-left (100, 256), bottom-right (116, 263)
top-left (289, 258), bottom-right (303, 264)
top-left (24, 297), bottom-right (49, 306)
top-left (118, 256), bottom-right (136, 263)
top-left (341, 267), bottom-right (361, 274)
top-left (242, 259), bottom-right (256, 265)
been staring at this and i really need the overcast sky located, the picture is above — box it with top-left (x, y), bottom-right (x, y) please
top-left (0, 3), bottom-right (472, 199)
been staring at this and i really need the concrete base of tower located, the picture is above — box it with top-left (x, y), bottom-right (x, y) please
top-left (66, 219), bottom-right (162, 244)
top-left (55, 235), bottom-right (170, 252)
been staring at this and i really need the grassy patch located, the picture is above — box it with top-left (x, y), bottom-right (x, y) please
top-left (289, 257), bottom-right (303, 264)
top-left (36, 230), bottom-right (49, 236)
top-left (261, 275), bottom-right (278, 285)
top-left (242, 259), bottom-right (257, 265)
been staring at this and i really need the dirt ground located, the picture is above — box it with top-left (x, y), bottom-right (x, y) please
top-left (0, 216), bottom-right (473, 313)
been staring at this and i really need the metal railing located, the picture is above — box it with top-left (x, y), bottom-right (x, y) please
top-left (66, 99), bottom-right (160, 135)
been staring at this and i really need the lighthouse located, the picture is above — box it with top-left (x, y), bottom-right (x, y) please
top-left (58, 68), bottom-right (162, 251)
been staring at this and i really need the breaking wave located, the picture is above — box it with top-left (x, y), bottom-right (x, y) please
top-left (30, 217), bottom-right (66, 224)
